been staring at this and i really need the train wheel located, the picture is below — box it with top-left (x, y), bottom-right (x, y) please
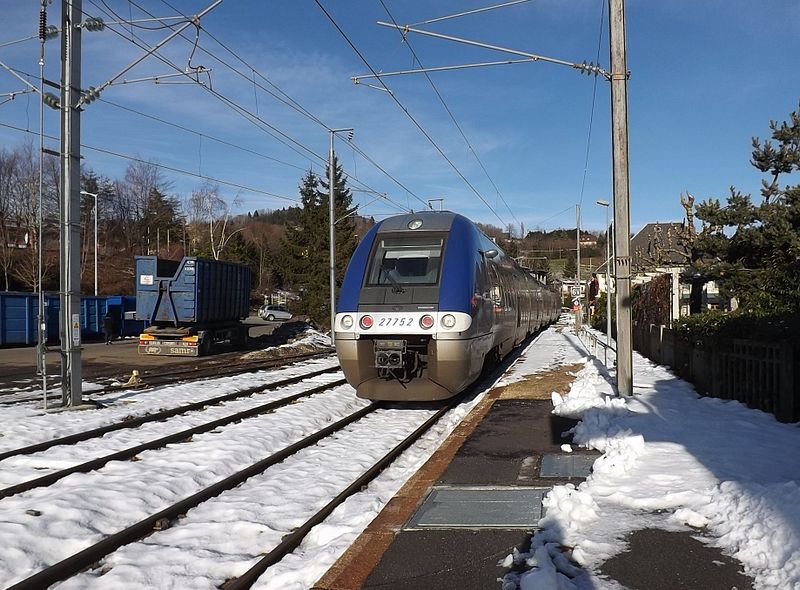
top-left (481, 347), bottom-right (500, 375)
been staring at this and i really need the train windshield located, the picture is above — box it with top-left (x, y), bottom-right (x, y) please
top-left (366, 235), bottom-right (444, 287)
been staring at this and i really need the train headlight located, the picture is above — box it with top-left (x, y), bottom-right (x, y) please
top-left (407, 218), bottom-right (423, 230)
top-left (420, 314), bottom-right (434, 330)
top-left (360, 315), bottom-right (374, 329)
top-left (341, 315), bottom-right (354, 330)
top-left (441, 314), bottom-right (456, 329)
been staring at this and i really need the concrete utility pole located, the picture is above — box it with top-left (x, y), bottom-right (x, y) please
top-left (608, 0), bottom-right (633, 396)
top-left (60, 0), bottom-right (83, 407)
top-left (575, 203), bottom-right (582, 331)
top-left (328, 128), bottom-right (353, 346)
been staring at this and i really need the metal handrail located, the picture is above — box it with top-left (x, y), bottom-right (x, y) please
top-left (578, 324), bottom-right (616, 366)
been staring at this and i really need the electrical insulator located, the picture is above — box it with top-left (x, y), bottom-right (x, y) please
top-left (42, 92), bottom-right (60, 110)
top-left (39, 8), bottom-right (47, 41)
top-left (83, 17), bottom-right (105, 32)
top-left (45, 26), bottom-right (59, 40)
top-left (82, 86), bottom-right (101, 103)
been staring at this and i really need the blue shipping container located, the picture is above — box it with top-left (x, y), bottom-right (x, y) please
top-left (135, 257), bottom-right (251, 326)
top-left (0, 292), bottom-right (148, 346)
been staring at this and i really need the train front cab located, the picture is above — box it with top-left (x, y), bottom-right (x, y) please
top-left (335, 213), bottom-right (495, 401)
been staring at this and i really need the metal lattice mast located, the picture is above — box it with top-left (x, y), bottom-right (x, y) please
top-left (59, 0), bottom-right (83, 407)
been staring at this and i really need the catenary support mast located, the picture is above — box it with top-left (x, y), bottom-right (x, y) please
top-left (60, 0), bottom-right (83, 407)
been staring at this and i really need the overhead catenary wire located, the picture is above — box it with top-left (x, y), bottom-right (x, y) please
top-left (82, 0), bottom-right (325, 163)
top-left (82, 0), bottom-right (414, 214)
top-left (314, 0), bottom-right (511, 228)
top-left (577, 0), bottom-right (606, 208)
top-left (378, 0), bottom-right (520, 227)
top-left (409, 0), bottom-right (533, 27)
top-left (0, 121), bottom-right (298, 204)
top-left (152, 0), bottom-right (429, 211)
top-left (99, 97), bottom-right (307, 172)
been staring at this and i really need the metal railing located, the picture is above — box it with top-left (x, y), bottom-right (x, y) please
top-left (578, 324), bottom-right (616, 368)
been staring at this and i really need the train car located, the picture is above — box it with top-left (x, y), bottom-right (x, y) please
top-left (334, 211), bottom-right (560, 401)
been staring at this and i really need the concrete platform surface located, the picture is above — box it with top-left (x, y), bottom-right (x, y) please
top-left (314, 363), bottom-right (755, 590)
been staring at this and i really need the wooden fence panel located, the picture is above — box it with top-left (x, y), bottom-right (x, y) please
top-left (632, 323), bottom-right (798, 422)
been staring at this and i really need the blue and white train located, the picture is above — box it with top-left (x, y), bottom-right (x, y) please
top-left (334, 211), bottom-right (561, 401)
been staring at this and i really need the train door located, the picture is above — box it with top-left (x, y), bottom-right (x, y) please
top-left (486, 262), bottom-right (503, 341)
top-left (474, 253), bottom-right (493, 334)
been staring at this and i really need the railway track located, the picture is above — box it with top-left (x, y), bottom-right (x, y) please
top-left (0, 361), bottom-right (342, 462)
top-left (0, 374), bottom-right (465, 589)
top-left (0, 328), bottom-right (539, 588)
top-left (0, 349), bottom-right (335, 407)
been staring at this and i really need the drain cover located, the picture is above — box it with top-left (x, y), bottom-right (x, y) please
top-left (406, 486), bottom-right (551, 529)
top-left (540, 454), bottom-right (596, 478)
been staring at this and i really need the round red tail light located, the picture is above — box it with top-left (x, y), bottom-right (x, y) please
top-left (420, 314), bottom-right (434, 329)
top-left (360, 315), bottom-right (374, 329)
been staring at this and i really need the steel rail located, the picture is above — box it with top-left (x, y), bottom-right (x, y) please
top-left (224, 397), bottom-right (460, 590)
top-left (98, 350), bottom-right (336, 391)
top-left (0, 378), bottom-right (346, 499)
top-left (6, 402), bottom-right (381, 590)
top-left (0, 350), bottom-right (335, 406)
top-left (0, 366), bottom-right (339, 462)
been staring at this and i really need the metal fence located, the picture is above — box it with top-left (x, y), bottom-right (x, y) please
top-left (633, 323), bottom-right (797, 423)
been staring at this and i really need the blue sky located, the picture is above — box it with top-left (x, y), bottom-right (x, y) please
top-left (1, 0), bottom-right (798, 234)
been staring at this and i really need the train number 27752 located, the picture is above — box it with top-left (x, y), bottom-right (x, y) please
top-left (377, 316), bottom-right (414, 327)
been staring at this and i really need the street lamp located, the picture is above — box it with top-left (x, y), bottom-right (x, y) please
top-left (328, 127), bottom-right (354, 346)
top-left (80, 190), bottom-right (99, 296)
top-left (596, 199), bottom-right (611, 366)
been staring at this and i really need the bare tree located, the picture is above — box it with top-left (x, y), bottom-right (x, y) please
top-left (105, 160), bottom-right (171, 254)
top-left (10, 143), bottom-right (47, 291)
top-left (0, 147), bottom-right (19, 290)
top-left (187, 182), bottom-right (242, 260)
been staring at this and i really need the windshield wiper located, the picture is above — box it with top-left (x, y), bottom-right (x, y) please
top-left (381, 267), bottom-right (406, 294)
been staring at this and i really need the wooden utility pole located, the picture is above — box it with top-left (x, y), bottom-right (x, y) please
top-left (608, 0), bottom-right (633, 396)
top-left (60, 0), bottom-right (83, 406)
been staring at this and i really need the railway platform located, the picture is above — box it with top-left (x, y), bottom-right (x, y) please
top-left (314, 329), bottom-right (756, 590)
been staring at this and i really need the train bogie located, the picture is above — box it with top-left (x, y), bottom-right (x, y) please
top-left (335, 211), bottom-right (560, 401)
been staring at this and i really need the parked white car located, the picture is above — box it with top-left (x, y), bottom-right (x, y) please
top-left (259, 304), bottom-right (292, 322)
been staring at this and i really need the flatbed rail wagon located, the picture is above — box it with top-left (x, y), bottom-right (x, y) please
top-left (136, 256), bottom-right (251, 356)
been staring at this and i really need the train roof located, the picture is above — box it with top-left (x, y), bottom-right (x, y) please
top-left (376, 211), bottom-right (460, 233)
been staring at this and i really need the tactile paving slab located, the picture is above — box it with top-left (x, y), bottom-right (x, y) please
top-left (406, 486), bottom-right (551, 529)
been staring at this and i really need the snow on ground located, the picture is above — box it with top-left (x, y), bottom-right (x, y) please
top-left (0, 332), bottom-right (500, 589)
top-left (2, 320), bottom-right (798, 589)
top-left (0, 356), bottom-right (340, 453)
top-left (508, 323), bottom-right (800, 590)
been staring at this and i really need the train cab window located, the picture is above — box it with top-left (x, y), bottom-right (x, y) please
top-left (367, 236), bottom-right (445, 286)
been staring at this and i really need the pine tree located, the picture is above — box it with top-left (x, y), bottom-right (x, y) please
top-left (318, 154), bottom-right (358, 283)
top-left (278, 171), bottom-right (326, 325)
top-left (279, 158), bottom-right (359, 329)
top-left (691, 101), bottom-right (800, 313)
